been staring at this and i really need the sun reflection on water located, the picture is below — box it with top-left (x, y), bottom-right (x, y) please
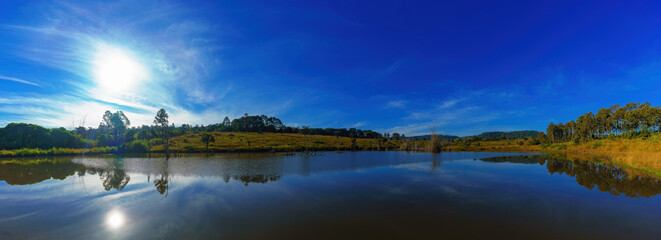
top-left (106, 210), bottom-right (126, 230)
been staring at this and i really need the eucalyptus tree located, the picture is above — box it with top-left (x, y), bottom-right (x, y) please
top-left (100, 110), bottom-right (130, 146)
top-left (154, 109), bottom-right (170, 156)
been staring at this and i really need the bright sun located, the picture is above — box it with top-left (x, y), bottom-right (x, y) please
top-left (93, 46), bottom-right (148, 92)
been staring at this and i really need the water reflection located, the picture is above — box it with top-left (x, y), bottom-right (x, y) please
top-left (2, 153), bottom-right (661, 198)
top-left (480, 155), bottom-right (661, 198)
top-left (2, 152), bottom-right (661, 239)
top-left (106, 209), bottom-right (126, 230)
top-left (0, 158), bottom-right (81, 185)
top-left (99, 159), bottom-right (131, 191)
top-left (154, 174), bottom-right (169, 195)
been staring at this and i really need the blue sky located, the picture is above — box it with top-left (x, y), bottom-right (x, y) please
top-left (0, 0), bottom-right (660, 136)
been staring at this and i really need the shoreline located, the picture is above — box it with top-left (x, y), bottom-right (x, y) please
top-left (3, 133), bottom-right (660, 179)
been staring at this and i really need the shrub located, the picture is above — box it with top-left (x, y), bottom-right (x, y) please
top-left (528, 139), bottom-right (541, 145)
top-left (517, 141), bottom-right (524, 145)
top-left (127, 140), bottom-right (149, 153)
top-left (183, 145), bottom-right (195, 152)
top-left (591, 142), bottom-right (603, 149)
top-left (150, 138), bottom-right (164, 145)
top-left (541, 143), bottom-right (551, 149)
top-left (572, 137), bottom-right (580, 144)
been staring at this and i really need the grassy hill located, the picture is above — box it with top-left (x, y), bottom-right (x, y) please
top-left (152, 132), bottom-right (420, 153)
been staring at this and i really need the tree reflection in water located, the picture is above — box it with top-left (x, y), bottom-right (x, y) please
top-left (98, 159), bottom-right (131, 191)
top-left (480, 155), bottom-right (661, 198)
top-left (154, 174), bottom-right (169, 195)
top-left (3, 154), bottom-right (661, 198)
top-left (0, 158), bottom-right (81, 185)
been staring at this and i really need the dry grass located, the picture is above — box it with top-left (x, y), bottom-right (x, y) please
top-left (449, 134), bottom-right (661, 177)
top-left (152, 132), bottom-right (427, 153)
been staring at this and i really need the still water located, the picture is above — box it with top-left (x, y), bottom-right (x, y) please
top-left (1, 152), bottom-right (660, 239)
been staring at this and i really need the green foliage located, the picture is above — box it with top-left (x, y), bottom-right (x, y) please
top-left (591, 142), bottom-right (603, 149)
top-left (150, 138), bottom-right (163, 145)
top-left (0, 147), bottom-right (115, 157)
top-left (554, 144), bottom-right (567, 150)
top-left (479, 130), bottom-right (539, 140)
top-left (96, 134), bottom-right (111, 147)
top-left (126, 140), bottom-right (149, 153)
top-left (101, 110), bottom-right (131, 146)
top-left (0, 123), bottom-right (83, 149)
top-left (541, 143), bottom-right (551, 149)
top-left (546, 102), bottom-right (661, 143)
top-left (517, 141), bottom-right (524, 145)
top-left (200, 133), bottom-right (216, 151)
top-left (528, 139), bottom-right (541, 145)
top-left (572, 136), bottom-right (580, 144)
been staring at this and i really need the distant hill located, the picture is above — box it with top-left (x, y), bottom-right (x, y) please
top-left (477, 130), bottom-right (540, 139)
top-left (406, 134), bottom-right (459, 141)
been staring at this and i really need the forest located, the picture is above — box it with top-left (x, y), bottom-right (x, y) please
top-left (544, 102), bottom-right (661, 143)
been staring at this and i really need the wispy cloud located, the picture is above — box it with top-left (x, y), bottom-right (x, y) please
top-left (0, 75), bottom-right (41, 87)
top-left (380, 87), bottom-right (524, 136)
top-left (384, 100), bottom-right (407, 109)
top-left (437, 98), bottom-right (464, 109)
top-left (350, 122), bottom-right (366, 128)
top-left (0, 1), bottom-right (230, 127)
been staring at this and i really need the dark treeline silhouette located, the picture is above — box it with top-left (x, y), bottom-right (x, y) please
top-left (0, 109), bottom-right (399, 152)
top-left (478, 130), bottom-right (539, 140)
top-left (405, 134), bottom-right (458, 141)
top-left (199, 114), bottom-right (386, 138)
top-left (545, 102), bottom-right (661, 143)
top-left (0, 123), bottom-right (84, 149)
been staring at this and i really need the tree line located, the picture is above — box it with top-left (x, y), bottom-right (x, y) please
top-left (544, 102), bottom-right (661, 143)
top-left (0, 110), bottom-right (404, 152)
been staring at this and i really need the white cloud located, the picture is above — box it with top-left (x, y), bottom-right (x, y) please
top-left (384, 100), bottom-right (406, 109)
top-left (350, 122), bottom-right (366, 128)
top-left (0, 75), bottom-right (41, 87)
top-left (0, 1), bottom-right (231, 127)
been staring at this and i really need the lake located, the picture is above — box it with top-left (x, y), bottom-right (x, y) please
top-left (1, 151), bottom-right (660, 239)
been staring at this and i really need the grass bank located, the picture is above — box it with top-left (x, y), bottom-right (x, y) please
top-left (0, 147), bottom-right (116, 158)
top-left (449, 134), bottom-right (661, 177)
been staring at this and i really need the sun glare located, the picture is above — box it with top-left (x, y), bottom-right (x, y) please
top-left (106, 210), bottom-right (125, 230)
top-left (93, 46), bottom-right (148, 92)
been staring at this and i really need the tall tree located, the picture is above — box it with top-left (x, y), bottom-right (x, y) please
top-left (222, 116), bottom-right (231, 127)
top-left (100, 111), bottom-right (130, 147)
top-left (154, 109), bottom-right (170, 157)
